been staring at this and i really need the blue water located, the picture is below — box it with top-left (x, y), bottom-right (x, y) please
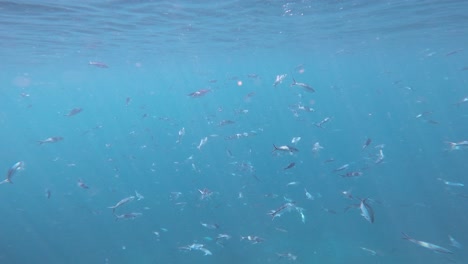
top-left (1, 0), bottom-right (468, 263)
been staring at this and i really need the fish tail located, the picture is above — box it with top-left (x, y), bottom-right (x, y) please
top-left (291, 77), bottom-right (297, 86)
top-left (272, 144), bottom-right (278, 152)
top-left (0, 179), bottom-right (11, 185)
top-left (401, 232), bottom-right (411, 240)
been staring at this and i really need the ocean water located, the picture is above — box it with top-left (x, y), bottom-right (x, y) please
top-left (1, 0), bottom-right (468, 263)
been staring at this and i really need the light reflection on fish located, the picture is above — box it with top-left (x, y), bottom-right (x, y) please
top-left (402, 232), bottom-right (453, 254)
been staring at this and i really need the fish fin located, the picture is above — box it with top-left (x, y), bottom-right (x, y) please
top-left (291, 77), bottom-right (297, 86)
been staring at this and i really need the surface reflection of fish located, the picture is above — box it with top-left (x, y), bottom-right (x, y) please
top-left (64, 108), bottom-right (83, 117)
top-left (38, 136), bottom-right (63, 145)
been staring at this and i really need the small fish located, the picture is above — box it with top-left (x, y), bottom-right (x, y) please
top-left (342, 189), bottom-right (353, 199)
top-left (176, 127), bottom-right (185, 143)
top-left (276, 252), bottom-right (297, 261)
top-left (437, 178), bottom-right (464, 187)
top-left (273, 74), bottom-right (287, 87)
top-left (362, 138), bottom-right (372, 150)
top-left (375, 149), bottom-right (385, 164)
top-left (449, 235), bottom-right (462, 249)
top-left (77, 179), bottom-right (89, 189)
top-left (283, 162), bottom-right (296, 170)
top-left (447, 140), bottom-right (468, 151)
top-left (304, 188), bottom-right (314, 200)
top-left (216, 234), bottom-right (231, 246)
top-left (45, 189), bottom-right (51, 199)
top-left (454, 96), bottom-right (468, 106)
top-left (360, 247), bottom-right (377, 256)
top-left (64, 108), bottom-right (83, 117)
top-left (322, 207), bottom-right (337, 214)
top-left (402, 232), bottom-right (453, 254)
top-left (0, 161), bottom-right (25, 184)
top-left (115, 212), bottom-right (142, 220)
top-left (415, 111), bottom-right (433, 119)
top-left (200, 222), bottom-right (219, 229)
top-left (312, 142), bottom-right (323, 156)
top-left (272, 144), bottom-right (299, 153)
top-left (197, 137), bottom-right (208, 150)
top-left (198, 188), bottom-right (213, 200)
top-left (297, 104), bottom-right (314, 112)
top-left (218, 120), bottom-right (235, 126)
top-left (286, 181), bottom-right (299, 186)
top-left (315, 117), bottom-right (331, 128)
top-left (241, 235), bottom-right (264, 244)
top-left (108, 196), bottom-right (135, 213)
top-left (178, 243), bottom-right (212, 255)
top-left (333, 163), bottom-right (349, 172)
top-left (446, 49), bottom-right (462, 56)
top-left (89, 61), bottom-right (109, 68)
top-left (135, 190), bottom-right (144, 200)
top-left (359, 199), bottom-right (375, 223)
top-left (125, 97), bottom-right (131, 106)
top-left (291, 137), bottom-right (301, 144)
top-left (188, 89), bottom-right (211, 97)
top-left (291, 77), bottom-right (315, 92)
top-left (244, 92), bottom-right (256, 101)
top-left (38, 136), bottom-right (64, 145)
top-left (341, 171), bottom-right (363, 178)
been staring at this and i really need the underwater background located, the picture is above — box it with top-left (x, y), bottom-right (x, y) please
top-left (1, 1), bottom-right (468, 263)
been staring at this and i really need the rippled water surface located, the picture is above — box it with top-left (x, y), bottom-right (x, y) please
top-left (1, 1), bottom-right (468, 264)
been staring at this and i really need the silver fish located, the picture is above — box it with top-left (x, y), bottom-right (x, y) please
top-left (402, 233), bottom-right (453, 254)
top-left (359, 199), bottom-right (374, 223)
top-left (291, 78), bottom-right (315, 92)
top-left (108, 196), bottom-right (135, 213)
